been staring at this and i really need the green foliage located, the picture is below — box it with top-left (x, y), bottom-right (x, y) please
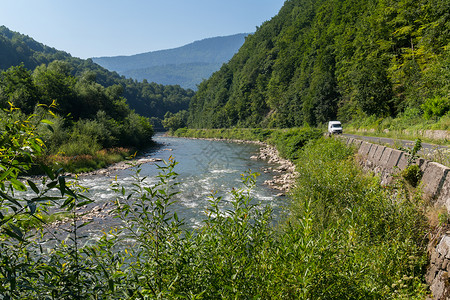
top-left (162, 110), bottom-right (188, 132)
top-left (0, 64), bottom-right (39, 114)
top-left (421, 96), bottom-right (450, 120)
top-left (402, 164), bottom-right (422, 187)
top-left (0, 61), bottom-right (155, 171)
top-left (397, 138), bottom-right (423, 187)
top-left (269, 127), bottom-right (323, 160)
top-left (286, 138), bottom-right (428, 298)
top-left (399, 138), bottom-right (423, 166)
top-left (121, 111), bottom-right (154, 148)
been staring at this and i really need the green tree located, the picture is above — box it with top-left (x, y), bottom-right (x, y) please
top-left (0, 64), bottom-right (39, 113)
top-left (32, 61), bottom-right (77, 115)
top-left (162, 110), bottom-right (188, 132)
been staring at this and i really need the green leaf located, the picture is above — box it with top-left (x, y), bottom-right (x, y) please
top-left (27, 180), bottom-right (39, 194)
top-left (0, 168), bottom-right (13, 182)
top-left (6, 223), bottom-right (24, 241)
top-left (10, 178), bottom-right (26, 191)
top-left (0, 191), bottom-right (22, 208)
top-left (108, 278), bottom-right (115, 292)
top-left (40, 119), bottom-right (54, 125)
top-left (46, 124), bottom-right (54, 133)
top-left (76, 200), bottom-right (93, 207)
top-left (41, 164), bottom-right (55, 180)
top-left (58, 176), bottom-right (66, 196)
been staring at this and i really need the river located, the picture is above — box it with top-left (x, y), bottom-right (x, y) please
top-left (40, 135), bottom-right (286, 243)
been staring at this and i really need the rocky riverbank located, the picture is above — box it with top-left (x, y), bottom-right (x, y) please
top-left (251, 145), bottom-right (298, 195)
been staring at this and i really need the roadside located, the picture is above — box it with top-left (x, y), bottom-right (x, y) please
top-left (342, 133), bottom-right (448, 151)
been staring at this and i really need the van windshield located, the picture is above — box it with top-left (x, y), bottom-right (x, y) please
top-left (332, 124), bottom-right (341, 128)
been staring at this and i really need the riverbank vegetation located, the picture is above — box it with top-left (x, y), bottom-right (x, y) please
top-left (0, 113), bottom-right (429, 298)
top-left (0, 61), bottom-right (155, 173)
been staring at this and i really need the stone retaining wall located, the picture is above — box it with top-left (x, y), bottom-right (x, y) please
top-left (345, 137), bottom-right (450, 207)
top-left (342, 137), bottom-right (450, 299)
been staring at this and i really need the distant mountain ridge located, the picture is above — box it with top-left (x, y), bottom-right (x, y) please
top-left (92, 33), bottom-right (248, 89)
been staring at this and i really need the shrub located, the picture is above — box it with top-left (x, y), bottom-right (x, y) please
top-left (269, 127), bottom-right (323, 160)
top-left (421, 96), bottom-right (450, 120)
top-left (402, 164), bottom-right (422, 187)
top-left (57, 135), bottom-right (101, 156)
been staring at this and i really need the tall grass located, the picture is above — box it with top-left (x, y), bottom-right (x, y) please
top-left (39, 147), bottom-right (132, 173)
top-left (283, 138), bottom-right (429, 298)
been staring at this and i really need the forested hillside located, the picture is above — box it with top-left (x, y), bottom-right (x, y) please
top-left (93, 34), bottom-right (248, 90)
top-left (188, 0), bottom-right (450, 128)
top-left (0, 26), bottom-right (194, 122)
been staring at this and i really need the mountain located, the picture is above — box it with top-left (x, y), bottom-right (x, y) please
top-left (187, 0), bottom-right (450, 128)
top-left (0, 25), bottom-right (194, 123)
top-left (92, 33), bottom-right (248, 89)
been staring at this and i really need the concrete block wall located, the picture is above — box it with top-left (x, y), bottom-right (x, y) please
top-left (349, 137), bottom-right (450, 208)
top-left (343, 136), bottom-right (450, 299)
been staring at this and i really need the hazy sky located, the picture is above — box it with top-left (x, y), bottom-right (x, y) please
top-left (0, 0), bottom-right (286, 59)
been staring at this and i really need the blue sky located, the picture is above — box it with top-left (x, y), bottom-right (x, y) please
top-left (0, 0), bottom-right (285, 59)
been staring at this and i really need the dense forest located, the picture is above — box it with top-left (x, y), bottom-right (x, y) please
top-left (188, 0), bottom-right (450, 128)
top-left (0, 26), bottom-right (195, 124)
top-left (92, 34), bottom-right (247, 90)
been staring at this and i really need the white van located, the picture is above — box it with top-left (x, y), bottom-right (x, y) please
top-left (328, 121), bottom-right (342, 134)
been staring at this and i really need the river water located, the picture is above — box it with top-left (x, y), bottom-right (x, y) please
top-left (41, 135), bottom-right (285, 243)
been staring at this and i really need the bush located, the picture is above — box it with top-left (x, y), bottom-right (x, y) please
top-left (121, 111), bottom-right (154, 148)
top-left (58, 135), bottom-right (101, 156)
top-left (269, 127), bottom-right (323, 160)
top-left (402, 164), bottom-right (422, 187)
top-left (421, 96), bottom-right (450, 120)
